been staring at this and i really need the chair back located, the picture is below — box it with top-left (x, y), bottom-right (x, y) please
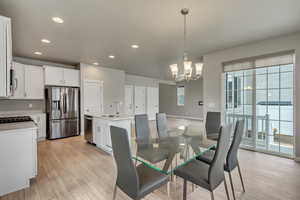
top-left (156, 113), bottom-right (169, 138)
top-left (226, 120), bottom-right (245, 171)
top-left (110, 126), bottom-right (139, 199)
top-left (135, 114), bottom-right (150, 141)
top-left (205, 112), bottom-right (221, 134)
top-left (208, 124), bottom-right (232, 190)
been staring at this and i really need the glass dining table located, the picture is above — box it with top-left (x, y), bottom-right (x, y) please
top-left (131, 128), bottom-right (217, 196)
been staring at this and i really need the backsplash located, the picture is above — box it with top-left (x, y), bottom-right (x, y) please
top-left (0, 100), bottom-right (45, 112)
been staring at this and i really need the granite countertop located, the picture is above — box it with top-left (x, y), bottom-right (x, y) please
top-left (0, 110), bottom-right (44, 117)
top-left (0, 121), bottom-right (37, 132)
top-left (86, 113), bottom-right (134, 121)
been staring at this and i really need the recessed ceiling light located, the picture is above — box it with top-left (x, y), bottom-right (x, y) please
top-left (108, 55), bottom-right (115, 59)
top-left (41, 39), bottom-right (51, 44)
top-left (34, 51), bottom-right (42, 55)
top-left (52, 17), bottom-right (64, 24)
top-left (131, 44), bottom-right (139, 49)
top-left (93, 62), bottom-right (99, 65)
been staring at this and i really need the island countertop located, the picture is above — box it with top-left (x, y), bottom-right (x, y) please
top-left (86, 113), bottom-right (134, 121)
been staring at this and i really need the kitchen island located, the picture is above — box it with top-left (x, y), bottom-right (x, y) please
top-left (89, 114), bottom-right (133, 154)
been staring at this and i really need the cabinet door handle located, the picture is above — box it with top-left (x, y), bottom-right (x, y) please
top-left (14, 78), bottom-right (18, 90)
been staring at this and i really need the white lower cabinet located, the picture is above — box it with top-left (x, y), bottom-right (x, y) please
top-left (0, 127), bottom-right (37, 196)
top-left (94, 118), bottom-right (131, 154)
top-left (29, 113), bottom-right (46, 140)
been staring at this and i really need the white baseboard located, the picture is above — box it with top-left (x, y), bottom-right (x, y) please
top-left (166, 114), bottom-right (203, 121)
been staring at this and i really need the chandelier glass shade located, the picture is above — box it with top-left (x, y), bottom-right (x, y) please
top-left (170, 8), bottom-right (203, 82)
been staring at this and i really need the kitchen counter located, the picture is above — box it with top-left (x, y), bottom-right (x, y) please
top-left (85, 113), bottom-right (132, 154)
top-left (0, 110), bottom-right (44, 117)
top-left (0, 121), bottom-right (37, 132)
top-left (87, 114), bottom-right (133, 121)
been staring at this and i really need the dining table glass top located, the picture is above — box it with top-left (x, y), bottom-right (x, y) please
top-left (131, 129), bottom-right (217, 175)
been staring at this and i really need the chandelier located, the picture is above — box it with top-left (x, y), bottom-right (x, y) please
top-left (169, 8), bottom-right (203, 82)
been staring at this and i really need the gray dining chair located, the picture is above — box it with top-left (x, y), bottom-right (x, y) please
top-left (135, 114), bottom-right (151, 141)
top-left (174, 124), bottom-right (232, 200)
top-left (135, 114), bottom-right (169, 163)
top-left (206, 112), bottom-right (221, 140)
top-left (110, 126), bottom-right (169, 200)
top-left (197, 120), bottom-right (246, 200)
top-left (156, 113), bottom-right (169, 138)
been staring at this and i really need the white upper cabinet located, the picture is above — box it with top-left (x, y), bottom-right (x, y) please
top-left (147, 87), bottom-right (159, 120)
top-left (0, 16), bottom-right (12, 97)
top-left (11, 62), bottom-right (44, 99)
top-left (83, 80), bottom-right (103, 114)
top-left (44, 66), bottom-right (80, 87)
top-left (24, 65), bottom-right (44, 99)
top-left (12, 62), bottom-right (25, 98)
top-left (63, 68), bottom-right (80, 87)
top-left (44, 66), bottom-right (64, 86)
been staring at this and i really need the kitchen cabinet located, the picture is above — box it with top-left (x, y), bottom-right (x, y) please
top-left (11, 62), bottom-right (44, 99)
top-left (44, 66), bottom-right (80, 87)
top-left (0, 16), bottom-right (12, 97)
top-left (63, 68), bottom-right (80, 87)
top-left (147, 87), bottom-right (159, 120)
top-left (12, 62), bottom-right (25, 98)
top-left (93, 116), bottom-right (132, 154)
top-left (134, 86), bottom-right (146, 115)
top-left (125, 85), bottom-right (134, 115)
top-left (29, 113), bottom-right (46, 140)
top-left (0, 126), bottom-right (37, 196)
top-left (25, 65), bottom-right (44, 99)
top-left (83, 80), bottom-right (103, 114)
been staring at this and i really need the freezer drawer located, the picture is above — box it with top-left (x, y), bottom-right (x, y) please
top-left (48, 119), bottom-right (79, 139)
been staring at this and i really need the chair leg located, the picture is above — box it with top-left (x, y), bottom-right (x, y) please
top-left (210, 191), bottom-right (215, 200)
top-left (112, 184), bottom-right (117, 200)
top-left (228, 172), bottom-right (235, 200)
top-left (167, 181), bottom-right (170, 197)
top-left (224, 176), bottom-right (231, 200)
top-left (237, 162), bottom-right (246, 192)
top-left (183, 179), bottom-right (187, 200)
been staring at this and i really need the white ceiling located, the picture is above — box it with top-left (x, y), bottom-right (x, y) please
top-left (1, 0), bottom-right (300, 79)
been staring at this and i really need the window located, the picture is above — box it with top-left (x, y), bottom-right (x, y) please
top-left (177, 86), bottom-right (185, 106)
top-left (223, 52), bottom-right (295, 157)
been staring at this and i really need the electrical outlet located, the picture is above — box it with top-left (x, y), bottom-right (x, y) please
top-left (28, 103), bottom-right (33, 108)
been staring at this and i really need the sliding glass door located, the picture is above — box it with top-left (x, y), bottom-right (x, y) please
top-left (224, 54), bottom-right (294, 157)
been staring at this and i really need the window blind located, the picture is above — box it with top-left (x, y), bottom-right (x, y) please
top-left (255, 54), bottom-right (294, 68)
top-left (223, 52), bottom-right (295, 72)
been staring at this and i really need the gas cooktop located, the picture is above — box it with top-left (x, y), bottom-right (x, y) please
top-left (0, 116), bottom-right (33, 124)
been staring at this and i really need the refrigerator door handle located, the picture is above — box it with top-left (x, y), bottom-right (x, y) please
top-left (63, 94), bottom-right (67, 113)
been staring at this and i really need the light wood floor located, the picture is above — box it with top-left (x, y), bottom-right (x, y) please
top-left (1, 118), bottom-right (300, 200)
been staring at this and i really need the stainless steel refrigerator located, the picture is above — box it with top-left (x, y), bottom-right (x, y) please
top-left (45, 87), bottom-right (80, 139)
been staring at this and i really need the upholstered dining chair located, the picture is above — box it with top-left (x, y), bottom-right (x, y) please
top-left (156, 113), bottom-right (169, 138)
top-left (197, 120), bottom-right (246, 200)
top-left (110, 126), bottom-right (169, 200)
top-left (206, 112), bottom-right (221, 140)
top-left (135, 114), bottom-right (169, 164)
top-left (174, 124), bottom-right (232, 200)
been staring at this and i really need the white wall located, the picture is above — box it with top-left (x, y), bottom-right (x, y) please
top-left (202, 32), bottom-right (300, 159)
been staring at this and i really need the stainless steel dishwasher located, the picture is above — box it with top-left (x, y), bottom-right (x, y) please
top-left (84, 115), bottom-right (94, 144)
